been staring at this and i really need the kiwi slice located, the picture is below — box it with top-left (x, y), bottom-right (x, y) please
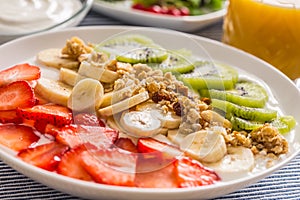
top-left (270, 115), bottom-right (296, 134)
top-left (231, 115), bottom-right (296, 134)
top-left (95, 34), bottom-right (168, 64)
top-left (231, 116), bottom-right (263, 131)
top-left (180, 61), bottom-right (238, 90)
top-left (211, 99), bottom-right (277, 122)
top-left (199, 81), bottom-right (269, 108)
top-left (148, 49), bottom-right (195, 74)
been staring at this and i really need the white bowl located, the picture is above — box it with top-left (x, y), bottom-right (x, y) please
top-left (0, 0), bottom-right (93, 44)
top-left (0, 26), bottom-right (299, 200)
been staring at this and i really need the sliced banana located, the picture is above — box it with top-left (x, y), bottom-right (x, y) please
top-left (37, 48), bottom-right (79, 69)
top-left (35, 77), bottom-right (72, 107)
top-left (167, 129), bottom-right (186, 146)
top-left (98, 91), bottom-right (149, 117)
top-left (78, 61), bottom-right (119, 83)
top-left (100, 85), bottom-right (138, 108)
top-left (179, 128), bottom-right (227, 163)
top-left (67, 78), bottom-right (104, 112)
top-left (120, 111), bottom-right (161, 137)
top-left (135, 101), bottom-right (181, 129)
top-left (204, 146), bottom-right (255, 180)
top-left (59, 68), bottom-right (78, 86)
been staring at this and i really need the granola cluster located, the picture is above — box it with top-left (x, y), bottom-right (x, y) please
top-left (224, 124), bottom-right (288, 156)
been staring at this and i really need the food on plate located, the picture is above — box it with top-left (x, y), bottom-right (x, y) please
top-left (199, 81), bottom-right (269, 108)
top-left (130, 0), bottom-right (224, 16)
top-left (67, 78), bottom-right (104, 111)
top-left (0, 34), bottom-right (296, 189)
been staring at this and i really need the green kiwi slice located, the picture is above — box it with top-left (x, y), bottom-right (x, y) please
top-left (270, 116), bottom-right (296, 134)
top-left (231, 115), bottom-right (296, 134)
top-left (180, 61), bottom-right (239, 90)
top-left (199, 81), bottom-right (269, 108)
top-left (211, 99), bottom-right (277, 122)
top-left (95, 34), bottom-right (168, 64)
top-left (230, 116), bottom-right (263, 131)
top-left (148, 49), bottom-right (195, 74)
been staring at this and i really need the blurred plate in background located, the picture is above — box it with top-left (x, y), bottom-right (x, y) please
top-left (92, 0), bottom-right (227, 32)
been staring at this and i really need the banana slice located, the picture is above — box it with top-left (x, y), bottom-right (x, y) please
top-left (179, 128), bottom-right (227, 163)
top-left (167, 129), bottom-right (186, 145)
top-left (135, 101), bottom-right (181, 129)
top-left (78, 61), bottom-right (119, 83)
top-left (67, 78), bottom-right (104, 112)
top-left (59, 68), bottom-right (78, 86)
top-left (37, 48), bottom-right (79, 69)
top-left (35, 77), bottom-right (72, 107)
top-left (204, 146), bottom-right (255, 180)
top-left (98, 91), bottom-right (149, 117)
top-left (120, 111), bottom-right (161, 137)
top-left (59, 64), bottom-right (119, 86)
top-left (100, 85), bottom-right (138, 108)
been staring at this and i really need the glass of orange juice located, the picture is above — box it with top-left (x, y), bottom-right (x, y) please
top-left (222, 0), bottom-right (300, 80)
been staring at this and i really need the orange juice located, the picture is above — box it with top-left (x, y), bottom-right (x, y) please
top-left (223, 0), bottom-right (300, 79)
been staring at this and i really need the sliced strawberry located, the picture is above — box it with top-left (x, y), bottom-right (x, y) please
top-left (57, 144), bottom-right (93, 181)
top-left (18, 141), bottom-right (69, 171)
top-left (135, 162), bottom-right (177, 188)
top-left (137, 137), bottom-right (182, 160)
top-left (55, 125), bottom-right (119, 149)
top-left (0, 63), bottom-right (41, 86)
top-left (73, 113), bottom-right (106, 127)
top-left (0, 124), bottom-right (39, 151)
top-left (174, 156), bottom-right (221, 188)
top-left (81, 148), bottom-right (137, 186)
top-left (33, 119), bottom-right (49, 133)
top-left (0, 81), bottom-right (36, 110)
top-left (0, 110), bottom-right (23, 124)
top-left (114, 137), bottom-right (138, 153)
top-left (17, 104), bottom-right (73, 127)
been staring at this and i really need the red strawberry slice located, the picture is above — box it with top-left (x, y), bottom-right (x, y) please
top-left (135, 161), bottom-right (177, 188)
top-left (174, 156), bottom-right (221, 188)
top-left (73, 113), bottom-right (106, 127)
top-left (55, 125), bottom-right (119, 149)
top-left (137, 137), bottom-right (182, 160)
top-left (57, 144), bottom-right (93, 181)
top-left (81, 148), bottom-right (137, 186)
top-left (18, 141), bottom-right (69, 171)
top-left (114, 137), bottom-right (138, 153)
top-left (17, 104), bottom-right (73, 127)
top-left (0, 81), bottom-right (36, 110)
top-left (0, 110), bottom-right (23, 124)
top-left (0, 63), bottom-right (41, 86)
top-left (0, 124), bottom-right (39, 151)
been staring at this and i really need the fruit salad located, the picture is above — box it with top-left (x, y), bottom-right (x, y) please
top-left (0, 35), bottom-right (296, 188)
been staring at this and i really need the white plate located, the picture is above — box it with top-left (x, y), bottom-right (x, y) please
top-left (0, 26), bottom-right (299, 200)
top-left (92, 0), bottom-right (227, 32)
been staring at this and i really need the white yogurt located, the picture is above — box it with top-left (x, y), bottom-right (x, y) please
top-left (0, 0), bottom-right (82, 35)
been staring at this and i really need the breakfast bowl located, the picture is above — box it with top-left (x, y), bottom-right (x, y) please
top-left (0, 0), bottom-right (93, 44)
top-left (0, 26), bottom-right (299, 200)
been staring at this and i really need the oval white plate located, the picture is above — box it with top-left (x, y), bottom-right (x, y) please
top-left (92, 0), bottom-right (227, 32)
top-left (0, 26), bottom-right (299, 200)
